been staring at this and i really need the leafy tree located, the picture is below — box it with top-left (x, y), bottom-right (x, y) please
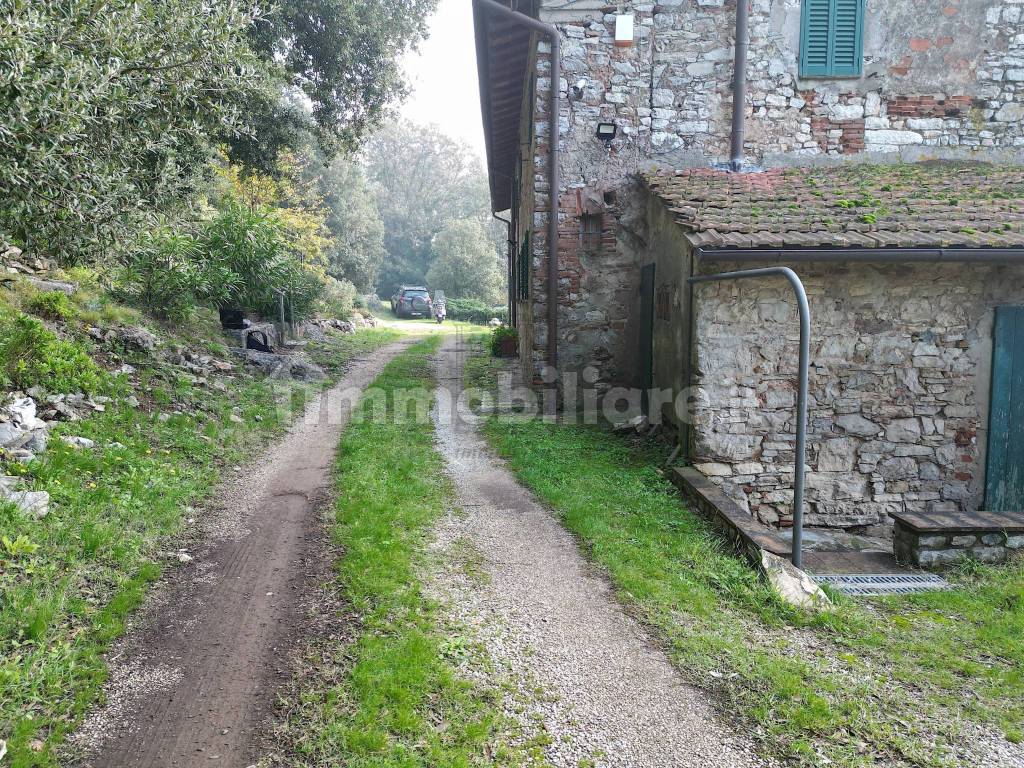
top-left (308, 157), bottom-right (385, 293)
top-left (216, 155), bottom-right (332, 269)
top-left (426, 219), bottom-right (504, 305)
top-left (234, 0), bottom-right (439, 169)
top-left (0, 0), bottom-right (266, 262)
top-left (363, 121), bottom-right (494, 294)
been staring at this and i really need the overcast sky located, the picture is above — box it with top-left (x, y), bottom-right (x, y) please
top-left (399, 0), bottom-right (488, 161)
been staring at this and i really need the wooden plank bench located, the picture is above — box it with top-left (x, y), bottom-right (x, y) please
top-left (891, 510), bottom-right (1024, 569)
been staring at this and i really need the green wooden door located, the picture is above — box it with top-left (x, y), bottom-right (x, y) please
top-left (986, 306), bottom-right (1024, 511)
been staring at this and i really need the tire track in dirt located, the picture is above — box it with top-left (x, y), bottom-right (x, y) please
top-left (72, 339), bottom-right (417, 768)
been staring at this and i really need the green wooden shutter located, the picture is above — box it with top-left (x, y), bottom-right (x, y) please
top-left (800, 0), bottom-right (864, 78)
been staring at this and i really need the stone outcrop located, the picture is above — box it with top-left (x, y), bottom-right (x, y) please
top-left (0, 476), bottom-right (49, 519)
top-left (238, 350), bottom-right (326, 381)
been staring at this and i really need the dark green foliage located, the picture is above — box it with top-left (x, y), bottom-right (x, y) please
top-left (115, 202), bottom-right (325, 323)
top-left (312, 158), bottom-right (385, 292)
top-left (316, 276), bottom-right (358, 320)
top-left (203, 199), bottom-right (319, 319)
top-left (488, 325), bottom-right (517, 357)
top-left (445, 298), bottom-right (507, 325)
top-left (0, 0), bottom-right (264, 262)
top-left (0, 315), bottom-right (104, 393)
top-left (114, 231), bottom-right (239, 322)
top-left (244, 0), bottom-right (438, 165)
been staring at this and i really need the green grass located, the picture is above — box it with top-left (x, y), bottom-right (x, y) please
top-left (0, 376), bottom-right (285, 768)
top-left (274, 337), bottom-right (546, 767)
top-left (472, 362), bottom-right (1023, 766)
top-left (374, 307), bottom-right (490, 336)
top-left (307, 326), bottom-right (401, 377)
top-left (461, 333), bottom-right (506, 393)
top-left (0, 293), bottom-right (403, 766)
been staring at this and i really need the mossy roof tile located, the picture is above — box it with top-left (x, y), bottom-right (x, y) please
top-left (644, 163), bottom-right (1024, 250)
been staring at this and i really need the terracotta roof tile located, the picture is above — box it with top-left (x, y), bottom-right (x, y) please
top-left (644, 163), bottom-right (1024, 250)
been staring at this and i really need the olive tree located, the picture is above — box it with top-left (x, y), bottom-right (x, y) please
top-left (0, 0), bottom-right (267, 261)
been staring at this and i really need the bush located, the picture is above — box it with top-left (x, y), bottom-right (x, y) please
top-left (489, 325), bottom-right (518, 357)
top-left (0, 315), bottom-right (105, 393)
top-left (317, 276), bottom-right (357, 319)
top-left (115, 230), bottom-right (239, 322)
top-left (204, 199), bottom-right (324, 322)
top-left (446, 298), bottom-right (508, 325)
top-left (114, 202), bottom-right (328, 324)
top-left (26, 291), bottom-right (74, 322)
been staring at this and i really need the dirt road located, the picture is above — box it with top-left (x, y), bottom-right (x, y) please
top-left (431, 334), bottom-right (773, 768)
top-left (74, 340), bottom-right (415, 768)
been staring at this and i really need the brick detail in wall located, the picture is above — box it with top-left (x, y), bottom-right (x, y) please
top-left (546, 193), bottom-right (617, 307)
top-left (886, 95), bottom-right (976, 118)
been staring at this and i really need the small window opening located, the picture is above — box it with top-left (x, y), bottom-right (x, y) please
top-left (579, 213), bottom-right (603, 252)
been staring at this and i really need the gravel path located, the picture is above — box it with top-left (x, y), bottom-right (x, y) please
top-left (430, 334), bottom-right (774, 768)
top-left (71, 339), bottom-right (416, 768)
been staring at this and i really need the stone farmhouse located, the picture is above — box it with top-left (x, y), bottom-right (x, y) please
top-left (473, 0), bottom-right (1024, 547)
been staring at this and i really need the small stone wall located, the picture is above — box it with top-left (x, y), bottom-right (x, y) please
top-left (893, 518), bottom-right (1024, 569)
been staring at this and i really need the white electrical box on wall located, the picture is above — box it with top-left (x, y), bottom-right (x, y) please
top-left (614, 14), bottom-right (634, 47)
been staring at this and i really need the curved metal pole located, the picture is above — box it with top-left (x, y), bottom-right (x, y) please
top-left (688, 267), bottom-right (810, 570)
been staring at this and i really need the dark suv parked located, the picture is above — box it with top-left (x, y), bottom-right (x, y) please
top-left (391, 286), bottom-right (432, 318)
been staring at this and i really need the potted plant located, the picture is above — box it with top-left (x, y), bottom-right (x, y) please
top-left (490, 326), bottom-right (518, 357)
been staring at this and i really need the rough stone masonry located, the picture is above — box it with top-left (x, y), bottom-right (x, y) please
top-left (517, 0), bottom-right (1024, 391)
top-left (690, 262), bottom-right (1024, 530)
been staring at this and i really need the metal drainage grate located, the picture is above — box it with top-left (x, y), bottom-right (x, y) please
top-left (812, 573), bottom-right (952, 597)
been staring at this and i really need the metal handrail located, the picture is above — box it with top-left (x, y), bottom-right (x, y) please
top-left (688, 267), bottom-right (810, 569)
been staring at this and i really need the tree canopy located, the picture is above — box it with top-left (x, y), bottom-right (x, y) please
top-left (0, 3), bottom-right (507, 312)
top-left (233, 0), bottom-right (439, 169)
top-left (362, 122), bottom-right (497, 295)
top-left (310, 158), bottom-right (386, 293)
top-left (426, 219), bottom-right (504, 305)
top-left (0, 0), bottom-right (264, 260)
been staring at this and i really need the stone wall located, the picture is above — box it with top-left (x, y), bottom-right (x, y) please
top-left (540, 0), bottom-right (1024, 167)
top-left (519, 0), bottom-right (1024, 391)
top-left (687, 262), bottom-right (1024, 530)
top-left (523, 29), bottom-right (652, 389)
top-left (893, 519), bottom-right (1024, 568)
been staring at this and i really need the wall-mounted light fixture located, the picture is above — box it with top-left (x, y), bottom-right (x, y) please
top-left (596, 122), bottom-right (617, 145)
